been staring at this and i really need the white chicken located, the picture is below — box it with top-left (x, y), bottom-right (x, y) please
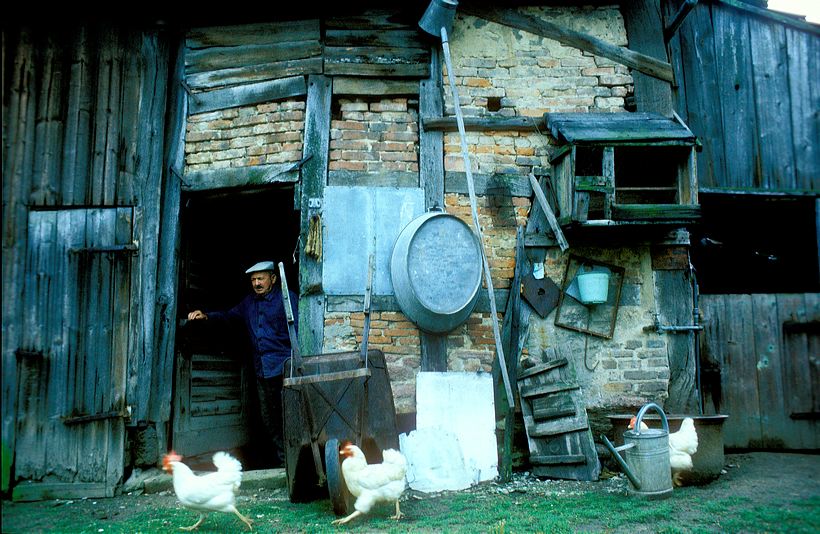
top-left (629, 416), bottom-right (699, 486)
top-left (668, 417), bottom-right (699, 486)
top-left (331, 442), bottom-right (408, 525)
top-left (162, 450), bottom-right (253, 531)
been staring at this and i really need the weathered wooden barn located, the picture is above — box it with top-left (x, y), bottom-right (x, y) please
top-left (3, 0), bottom-right (817, 500)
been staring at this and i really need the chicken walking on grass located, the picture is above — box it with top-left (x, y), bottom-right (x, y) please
top-left (331, 442), bottom-right (408, 526)
top-left (162, 451), bottom-right (254, 531)
top-left (629, 416), bottom-right (699, 487)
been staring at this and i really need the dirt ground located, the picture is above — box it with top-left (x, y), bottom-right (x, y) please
top-left (2, 451), bottom-right (818, 533)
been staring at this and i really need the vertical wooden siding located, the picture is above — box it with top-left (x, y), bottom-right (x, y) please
top-left (2, 26), bottom-right (169, 495)
top-left (665, 1), bottom-right (820, 191)
top-left (14, 209), bottom-right (132, 496)
top-left (700, 293), bottom-right (819, 449)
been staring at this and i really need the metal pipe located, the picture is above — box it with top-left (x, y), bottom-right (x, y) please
top-left (692, 266), bottom-right (704, 415)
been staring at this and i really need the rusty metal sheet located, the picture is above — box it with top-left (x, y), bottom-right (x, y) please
top-left (521, 273), bottom-right (560, 318)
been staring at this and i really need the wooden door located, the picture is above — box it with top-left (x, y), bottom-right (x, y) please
top-left (171, 259), bottom-right (254, 460)
top-left (700, 293), bottom-right (820, 449)
top-left (13, 208), bottom-right (132, 501)
top-left (171, 343), bottom-right (253, 458)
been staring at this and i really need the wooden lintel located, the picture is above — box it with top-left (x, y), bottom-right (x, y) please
top-left (182, 158), bottom-right (309, 191)
top-left (461, 6), bottom-right (674, 83)
top-left (333, 77), bottom-right (419, 96)
top-left (422, 115), bottom-right (544, 132)
top-left (188, 75), bottom-right (307, 115)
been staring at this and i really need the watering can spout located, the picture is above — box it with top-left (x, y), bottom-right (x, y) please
top-left (602, 435), bottom-right (641, 489)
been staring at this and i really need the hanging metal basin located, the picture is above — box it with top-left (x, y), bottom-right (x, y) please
top-left (390, 210), bottom-right (482, 334)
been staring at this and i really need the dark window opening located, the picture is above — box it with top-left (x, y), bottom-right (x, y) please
top-left (614, 146), bottom-right (687, 205)
top-left (691, 195), bottom-right (819, 294)
top-left (575, 146), bottom-right (603, 176)
top-left (486, 96), bottom-right (502, 112)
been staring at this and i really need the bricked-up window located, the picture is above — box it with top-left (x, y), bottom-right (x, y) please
top-left (329, 97), bottom-right (419, 174)
top-left (691, 195), bottom-right (820, 294)
top-left (185, 100), bottom-right (306, 172)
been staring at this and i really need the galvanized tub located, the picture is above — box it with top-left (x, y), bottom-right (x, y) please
top-left (608, 413), bottom-right (728, 485)
top-left (390, 210), bottom-right (482, 333)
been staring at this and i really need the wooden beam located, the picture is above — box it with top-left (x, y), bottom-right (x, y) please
top-left (188, 76), bottom-right (307, 115)
top-left (461, 5), bottom-right (674, 83)
top-left (185, 57), bottom-right (323, 91)
top-left (716, 0), bottom-right (820, 34)
top-left (665, 0), bottom-right (699, 42)
top-left (422, 115), bottom-right (544, 132)
top-left (528, 173), bottom-right (569, 251)
top-left (420, 46), bottom-right (445, 210)
top-left (181, 159), bottom-right (306, 191)
top-left (298, 75), bottom-right (332, 356)
top-left (333, 77), bottom-right (419, 95)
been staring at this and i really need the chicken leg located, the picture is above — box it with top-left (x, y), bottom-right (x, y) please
top-left (332, 510), bottom-right (363, 525)
top-left (390, 500), bottom-right (403, 520)
top-left (231, 506), bottom-right (254, 530)
top-left (180, 513), bottom-right (205, 531)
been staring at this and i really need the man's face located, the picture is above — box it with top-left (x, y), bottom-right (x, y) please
top-left (250, 271), bottom-right (275, 296)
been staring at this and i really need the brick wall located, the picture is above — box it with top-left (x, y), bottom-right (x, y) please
top-left (185, 100), bottom-right (306, 171)
top-left (329, 97), bottom-right (419, 174)
top-left (442, 6), bottom-right (633, 178)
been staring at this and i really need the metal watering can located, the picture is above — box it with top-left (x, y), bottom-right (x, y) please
top-left (602, 402), bottom-right (673, 499)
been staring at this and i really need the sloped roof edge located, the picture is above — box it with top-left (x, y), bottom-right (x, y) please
top-left (544, 112), bottom-right (697, 145)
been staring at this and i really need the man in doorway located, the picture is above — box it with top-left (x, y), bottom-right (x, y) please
top-left (187, 261), bottom-right (297, 467)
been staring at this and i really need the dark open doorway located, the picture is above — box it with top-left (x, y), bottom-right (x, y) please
top-left (173, 186), bottom-right (300, 470)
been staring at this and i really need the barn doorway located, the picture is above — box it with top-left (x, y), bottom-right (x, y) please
top-left (172, 186), bottom-right (300, 470)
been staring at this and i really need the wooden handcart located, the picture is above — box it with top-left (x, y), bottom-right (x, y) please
top-left (277, 259), bottom-right (399, 516)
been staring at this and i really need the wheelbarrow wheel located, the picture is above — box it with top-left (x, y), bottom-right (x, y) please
top-left (325, 438), bottom-right (353, 516)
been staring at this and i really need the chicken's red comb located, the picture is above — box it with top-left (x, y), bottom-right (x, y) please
top-left (162, 450), bottom-right (182, 468)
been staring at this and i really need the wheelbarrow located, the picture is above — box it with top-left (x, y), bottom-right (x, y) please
top-left (277, 259), bottom-right (399, 516)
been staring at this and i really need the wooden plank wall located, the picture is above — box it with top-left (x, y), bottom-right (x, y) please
top-left (700, 293), bottom-right (820, 449)
top-left (665, 0), bottom-right (820, 192)
top-left (2, 27), bottom-right (169, 495)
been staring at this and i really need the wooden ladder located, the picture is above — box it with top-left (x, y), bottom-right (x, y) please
top-left (518, 347), bottom-right (600, 480)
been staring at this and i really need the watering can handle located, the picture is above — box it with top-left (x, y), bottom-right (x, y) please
top-left (634, 402), bottom-right (669, 435)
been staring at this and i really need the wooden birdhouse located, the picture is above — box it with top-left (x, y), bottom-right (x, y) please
top-left (545, 112), bottom-right (699, 226)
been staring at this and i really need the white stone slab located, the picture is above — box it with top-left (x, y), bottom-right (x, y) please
top-left (399, 428), bottom-right (474, 492)
top-left (414, 371), bottom-right (498, 485)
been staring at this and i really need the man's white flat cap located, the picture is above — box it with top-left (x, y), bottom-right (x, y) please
top-left (245, 261), bottom-right (276, 274)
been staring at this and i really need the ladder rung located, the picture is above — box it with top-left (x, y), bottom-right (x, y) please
top-left (529, 454), bottom-right (586, 465)
top-left (517, 358), bottom-right (568, 380)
